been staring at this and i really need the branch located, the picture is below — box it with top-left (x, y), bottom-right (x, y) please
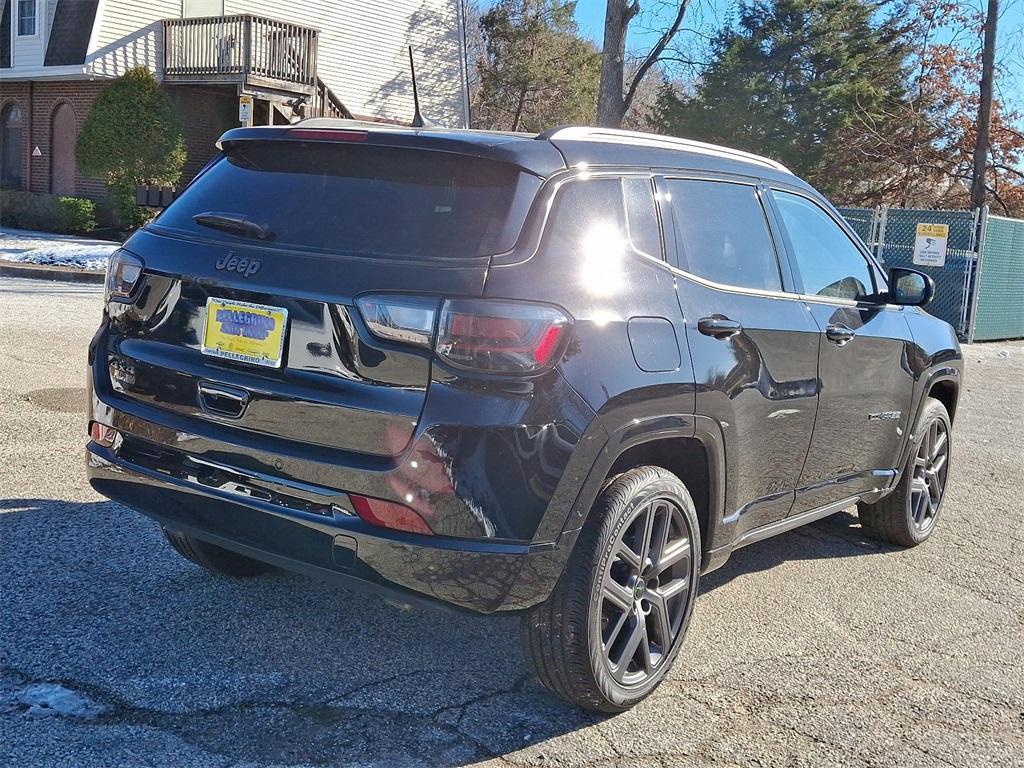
top-left (623, 0), bottom-right (691, 114)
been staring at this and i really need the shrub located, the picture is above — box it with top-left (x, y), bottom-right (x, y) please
top-left (0, 191), bottom-right (98, 234)
top-left (76, 67), bottom-right (186, 229)
top-left (0, 191), bottom-right (52, 230)
top-left (55, 196), bottom-right (97, 234)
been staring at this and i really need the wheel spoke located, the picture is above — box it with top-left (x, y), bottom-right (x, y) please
top-left (638, 620), bottom-right (654, 674)
top-left (651, 504), bottom-right (672, 564)
top-left (912, 487), bottom-right (929, 524)
top-left (657, 576), bottom-right (689, 602)
top-left (603, 578), bottom-right (634, 612)
top-left (930, 452), bottom-right (947, 475)
top-left (614, 541), bottom-right (642, 570)
top-left (655, 538), bottom-right (691, 576)
top-left (648, 592), bottom-right (674, 650)
top-left (931, 429), bottom-right (947, 460)
top-left (612, 619), bottom-right (645, 682)
top-left (603, 607), bottom-right (631, 651)
top-left (637, 503), bottom-right (656, 563)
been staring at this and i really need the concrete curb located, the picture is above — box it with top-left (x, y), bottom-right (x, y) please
top-left (0, 262), bottom-right (105, 284)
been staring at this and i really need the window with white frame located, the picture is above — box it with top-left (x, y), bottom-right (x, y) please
top-left (17, 0), bottom-right (37, 36)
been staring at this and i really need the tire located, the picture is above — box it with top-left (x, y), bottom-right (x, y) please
top-left (163, 528), bottom-right (276, 577)
top-left (520, 466), bottom-right (701, 712)
top-left (858, 397), bottom-right (952, 547)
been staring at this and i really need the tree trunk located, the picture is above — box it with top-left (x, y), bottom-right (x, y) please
top-left (970, 0), bottom-right (998, 209)
top-left (597, 0), bottom-right (636, 127)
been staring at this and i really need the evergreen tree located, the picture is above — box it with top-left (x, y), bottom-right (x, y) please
top-left (658, 0), bottom-right (910, 196)
top-left (472, 0), bottom-right (600, 132)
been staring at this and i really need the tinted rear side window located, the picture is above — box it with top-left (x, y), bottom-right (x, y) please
top-left (663, 179), bottom-right (782, 291)
top-left (155, 142), bottom-right (540, 259)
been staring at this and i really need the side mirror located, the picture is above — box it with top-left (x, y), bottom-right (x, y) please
top-left (888, 267), bottom-right (934, 306)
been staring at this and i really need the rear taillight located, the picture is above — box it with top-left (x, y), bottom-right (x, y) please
top-left (436, 299), bottom-right (571, 374)
top-left (349, 493), bottom-right (433, 535)
top-left (357, 295), bottom-right (572, 374)
top-left (355, 294), bottom-right (439, 349)
top-left (105, 250), bottom-right (144, 303)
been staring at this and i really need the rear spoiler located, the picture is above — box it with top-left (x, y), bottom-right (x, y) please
top-left (216, 124), bottom-right (566, 177)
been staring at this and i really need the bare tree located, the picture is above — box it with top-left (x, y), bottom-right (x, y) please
top-left (596, 0), bottom-right (691, 128)
top-left (970, 0), bottom-right (999, 208)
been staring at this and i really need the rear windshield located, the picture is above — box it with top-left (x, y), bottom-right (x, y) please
top-left (154, 142), bottom-right (540, 259)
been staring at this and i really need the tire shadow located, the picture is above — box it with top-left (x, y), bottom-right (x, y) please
top-left (700, 509), bottom-right (893, 595)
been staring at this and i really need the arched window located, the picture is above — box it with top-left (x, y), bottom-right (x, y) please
top-left (1, 103), bottom-right (25, 189)
top-left (51, 102), bottom-right (77, 195)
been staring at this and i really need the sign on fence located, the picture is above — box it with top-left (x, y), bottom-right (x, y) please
top-left (238, 94), bottom-right (253, 126)
top-left (912, 223), bottom-right (950, 267)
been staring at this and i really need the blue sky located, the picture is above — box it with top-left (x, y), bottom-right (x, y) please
top-left (563, 0), bottom-right (1024, 111)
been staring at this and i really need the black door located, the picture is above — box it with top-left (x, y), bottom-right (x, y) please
top-left (659, 177), bottom-right (820, 540)
top-left (769, 189), bottom-right (916, 514)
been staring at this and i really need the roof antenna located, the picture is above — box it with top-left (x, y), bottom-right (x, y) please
top-left (409, 46), bottom-right (437, 128)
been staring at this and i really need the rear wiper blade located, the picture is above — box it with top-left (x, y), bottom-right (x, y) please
top-left (192, 212), bottom-right (272, 240)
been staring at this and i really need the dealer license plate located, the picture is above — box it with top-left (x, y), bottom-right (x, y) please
top-left (201, 297), bottom-right (288, 368)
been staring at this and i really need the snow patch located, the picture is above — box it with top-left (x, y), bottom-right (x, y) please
top-left (16, 683), bottom-right (108, 719)
top-left (0, 228), bottom-right (118, 271)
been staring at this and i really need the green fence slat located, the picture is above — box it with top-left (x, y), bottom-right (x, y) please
top-left (973, 216), bottom-right (1024, 341)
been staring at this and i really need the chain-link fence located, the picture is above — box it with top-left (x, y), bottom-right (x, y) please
top-left (836, 206), bottom-right (1008, 339)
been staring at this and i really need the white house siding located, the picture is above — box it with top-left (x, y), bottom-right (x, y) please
top-left (224, 0), bottom-right (468, 127)
top-left (87, 0), bottom-right (180, 78)
top-left (11, 0), bottom-right (49, 68)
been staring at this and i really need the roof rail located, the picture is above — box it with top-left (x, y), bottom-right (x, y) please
top-left (537, 125), bottom-right (790, 174)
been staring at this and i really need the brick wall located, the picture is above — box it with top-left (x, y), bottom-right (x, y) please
top-left (0, 80), bottom-right (109, 200)
top-left (1, 80), bottom-right (237, 204)
top-left (167, 85), bottom-right (237, 183)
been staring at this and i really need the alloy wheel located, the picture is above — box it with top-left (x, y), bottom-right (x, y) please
top-left (910, 418), bottom-right (949, 534)
top-left (596, 497), bottom-right (694, 687)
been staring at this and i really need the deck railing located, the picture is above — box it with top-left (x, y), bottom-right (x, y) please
top-left (163, 15), bottom-right (318, 88)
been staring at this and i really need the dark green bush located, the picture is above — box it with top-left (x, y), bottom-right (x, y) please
top-left (77, 67), bottom-right (185, 229)
top-left (55, 196), bottom-right (97, 233)
top-left (0, 191), bottom-right (98, 234)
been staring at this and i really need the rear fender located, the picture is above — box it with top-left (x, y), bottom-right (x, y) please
top-left (553, 412), bottom-right (728, 574)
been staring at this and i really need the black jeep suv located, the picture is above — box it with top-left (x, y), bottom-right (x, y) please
top-left (87, 121), bottom-right (962, 712)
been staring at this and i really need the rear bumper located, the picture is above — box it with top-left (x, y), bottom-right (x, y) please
top-left (87, 441), bottom-right (576, 613)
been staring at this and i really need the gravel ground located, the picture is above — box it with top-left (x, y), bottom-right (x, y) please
top-left (1, 277), bottom-right (1022, 768)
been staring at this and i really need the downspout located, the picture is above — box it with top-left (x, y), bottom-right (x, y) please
top-left (27, 80), bottom-right (33, 191)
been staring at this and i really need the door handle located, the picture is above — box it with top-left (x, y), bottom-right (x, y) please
top-left (825, 323), bottom-right (856, 346)
top-left (697, 316), bottom-right (743, 339)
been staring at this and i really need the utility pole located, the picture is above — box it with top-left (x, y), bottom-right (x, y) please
top-left (970, 0), bottom-right (998, 209)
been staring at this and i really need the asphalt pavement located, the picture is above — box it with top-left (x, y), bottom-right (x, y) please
top-left (1, 277), bottom-right (1022, 767)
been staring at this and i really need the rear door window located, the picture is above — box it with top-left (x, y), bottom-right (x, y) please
top-left (154, 142), bottom-right (540, 260)
top-left (662, 179), bottom-right (783, 292)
